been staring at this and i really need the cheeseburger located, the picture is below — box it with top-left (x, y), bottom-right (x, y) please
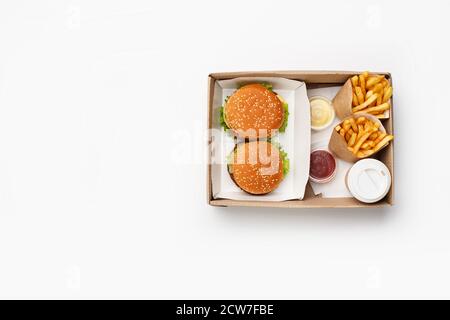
top-left (220, 83), bottom-right (289, 139)
top-left (228, 140), bottom-right (289, 195)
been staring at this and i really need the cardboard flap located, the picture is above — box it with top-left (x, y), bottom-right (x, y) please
top-left (332, 78), bottom-right (353, 119)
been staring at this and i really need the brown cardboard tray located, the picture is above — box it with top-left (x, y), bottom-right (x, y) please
top-left (207, 71), bottom-right (394, 208)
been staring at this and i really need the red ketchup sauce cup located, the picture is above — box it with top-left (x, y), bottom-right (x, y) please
top-left (309, 149), bottom-right (337, 184)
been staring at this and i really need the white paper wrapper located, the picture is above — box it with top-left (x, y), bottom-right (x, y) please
top-left (211, 77), bottom-right (311, 201)
top-left (307, 85), bottom-right (353, 198)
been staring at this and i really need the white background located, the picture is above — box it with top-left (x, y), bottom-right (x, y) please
top-left (0, 0), bottom-right (449, 299)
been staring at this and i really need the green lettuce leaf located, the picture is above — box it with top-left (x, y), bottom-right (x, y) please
top-left (237, 82), bottom-right (273, 91)
top-left (279, 102), bottom-right (289, 133)
top-left (219, 106), bottom-right (229, 130)
top-left (279, 146), bottom-right (290, 178)
top-left (270, 142), bottom-right (290, 177)
top-left (219, 96), bottom-right (231, 131)
top-left (260, 82), bottom-right (273, 91)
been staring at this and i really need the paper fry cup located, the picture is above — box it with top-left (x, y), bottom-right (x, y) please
top-left (328, 113), bottom-right (387, 163)
top-left (332, 78), bottom-right (353, 119)
top-left (333, 76), bottom-right (391, 120)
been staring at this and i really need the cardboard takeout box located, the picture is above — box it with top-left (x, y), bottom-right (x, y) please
top-left (207, 71), bottom-right (394, 208)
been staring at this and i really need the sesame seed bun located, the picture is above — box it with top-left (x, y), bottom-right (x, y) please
top-left (228, 141), bottom-right (284, 195)
top-left (224, 84), bottom-right (284, 139)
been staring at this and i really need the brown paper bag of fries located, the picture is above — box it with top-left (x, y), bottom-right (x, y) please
top-left (332, 78), bottom-right (353, 119)
top-left (328, 113), bottom-right (392, 163)
top-left (332, 73), bottom-right (392, 120)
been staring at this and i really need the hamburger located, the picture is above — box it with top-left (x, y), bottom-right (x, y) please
top-left (220, 83), bottom-right (289, 139)
top-left (228, 140), bottom-right (289, 195)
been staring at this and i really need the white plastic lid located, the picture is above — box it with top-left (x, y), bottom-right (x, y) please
top-left (346, 159), bottom-right (391, 203)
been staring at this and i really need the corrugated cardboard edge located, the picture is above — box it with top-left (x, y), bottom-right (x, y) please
top-left (207, 71), bottom-right (394, 208)
top-left (385, 73), bottom-right (394, 205)
top-left (210, 71), bottom-right (362, 84)
top-left (209, 198), bottom-right (389, 208)
top-left (206, 76), bottom-right (220, 206)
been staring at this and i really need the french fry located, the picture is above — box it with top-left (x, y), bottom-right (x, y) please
top-left (351, 75), bottom-right (359, 88)
top-left (376, 93), bottom-right (383, 106)
top-left (343, 119), bottom-right (350, 127)
top-left (364, 121), bottom-right (371, 132)
top-left (345, 131), bottom-right (351, 141)
top-left (356, 124), bottom-right (365, 140)
top-left (359, 74), bottom-right (367, 96)
top-left (353, 132), bottom-right (371, 155)
top-left (357, 124), bottom-right (364, 132)
top-left (374, 132), bottom-right (387, 145)
top-left (361, 141), bottom-right (371, 150)
top-left (365, 90), bottom-right (373, 100)
top-left (356, 117), bottom-right (366, 125)
top-left (339, 129), bottom-right (346, 137)
top-left (352, 94), bottom-right (378, 112)
top-left (343, 122), bottom-right (351, 132)
top-left (335, 125), bottom-right (342, 132)
top-left (352, 93), bottom-right (358, 107)
top-left (373, 135), bottom-right (394, 152)
top-left (361, 141), bottom-right (375, 150)
top-left (366, 75), bottom-right (383, 89)
top-left (355, 87), bottom-right (365, 105)
top-left (349, 117), bottom-right (358, 132)
top-left (355, 102), bottom-right (390, 114)
top-left (357, 149), bottom-right (375, 158)
top-left (372, 83), bottom-right (383, 106)
top-left (383, 86), bottom-right (393, 103)
top-left (373, 83), bottom-right (384, 94)
top-left (348, 132), bottom-right (357, 147)
top-left (369, 131), bottom-right (378, 140)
